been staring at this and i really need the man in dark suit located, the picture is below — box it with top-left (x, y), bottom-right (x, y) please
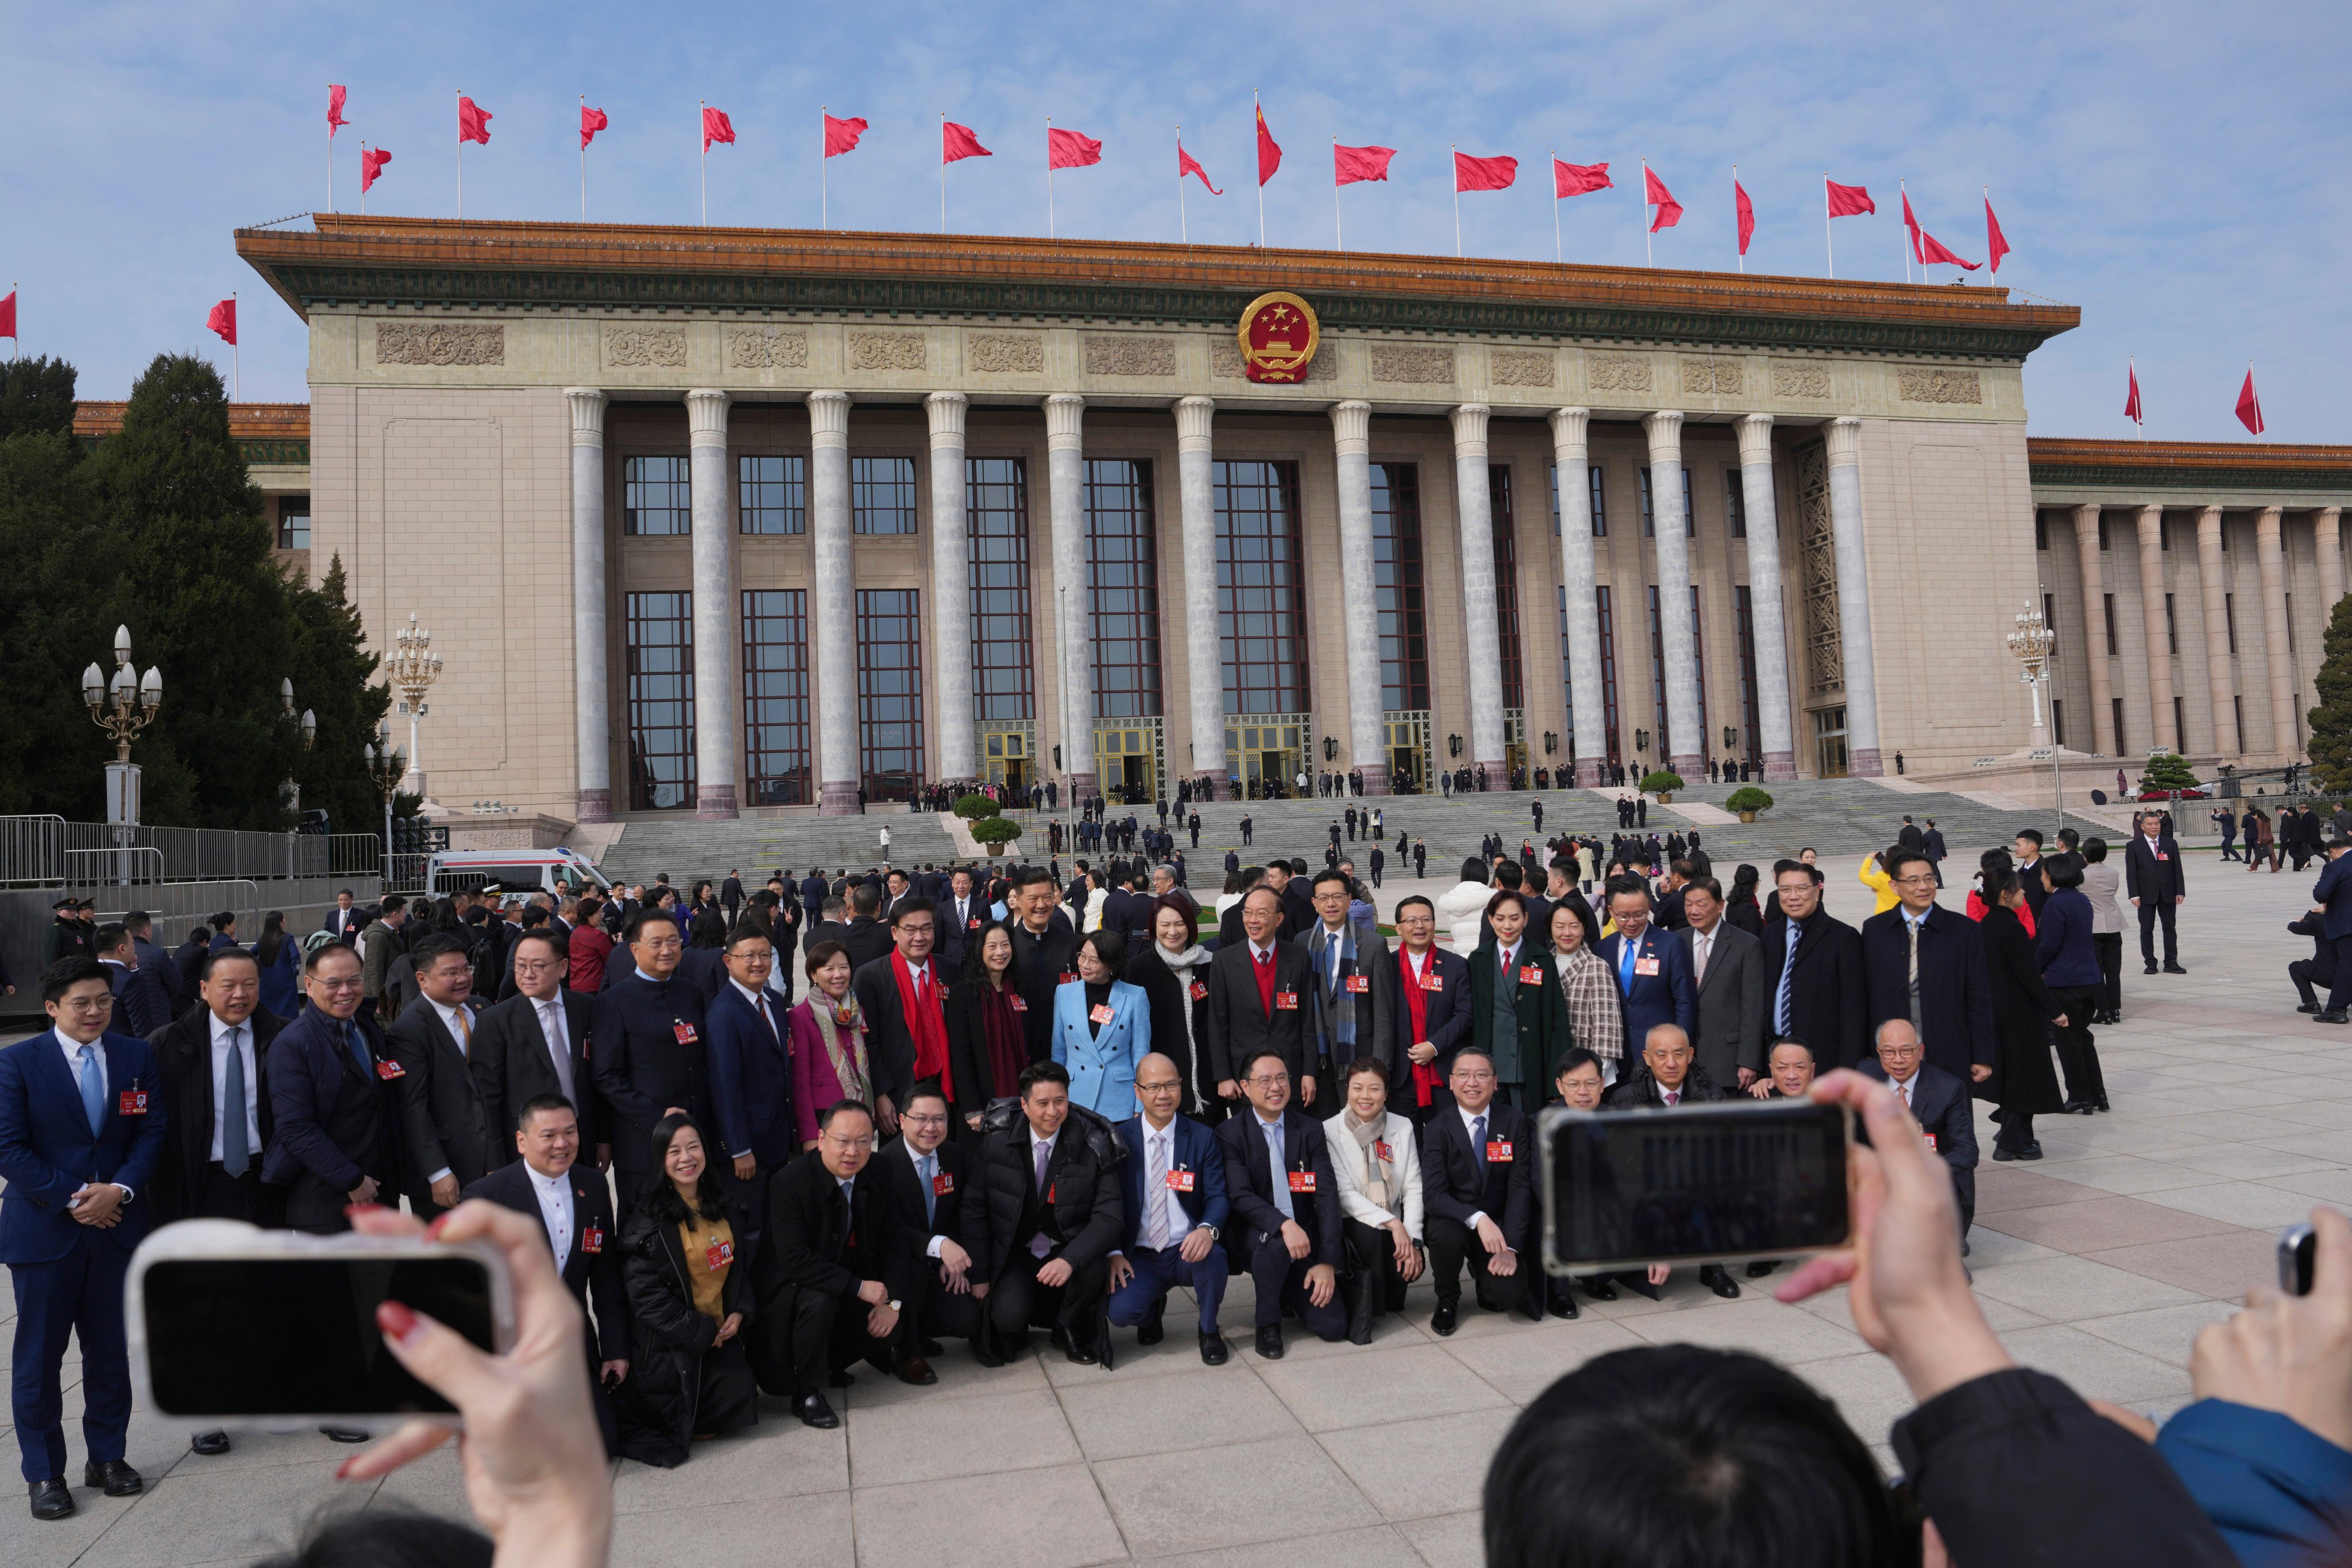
top-left (469, 929), bottom-right (598, 1169)
top-left (963, 1061), bottom-right (1123, 1365)
top-left (936, 867), bottom-right (986, 972)
top-left (752, 1100), bottom-right (913, 1426)
top-left (838, 884), bottom-right (893, 972)
top-left (1897, 816), bottom-right (1925, 852)
top-left (463, 1094), bottom-right (629, 1454)
top-left (264, 943), bottom-right (397, 1238)
top-left (2310, 836), bottom-right (2352, 1022)
top-left (590, 910), bottom-right (713, 1229)
top-left (1272, 862), bottom-right (1315, 941)
top-left (1205, 886), bottom-right (1319, 1111)
top-left (1861, 848), bottom-right (1995, 1088)
top-left (1594, 875), bottom-right (1696, 1048)
top-left (1217, 1048), bottom-right (1345, 1356)
top-left (122, 912), bottom-right (185, 1017)
top-left (1005, 869), bottom-right (1079, 1064)
top-left (1757, 861), bottom-right (1870, 1071)
top-left (1298, 870), bottom-right (1393, 1098)
top-left (873, 1082), bottom-right (981, 1371)
top-left (385, 933), bottom-right (492, 1221)
top-left (1601, 1023), bottom-right (1741, 1299)
top-left (1420, 1048), bottom-right (1537, 1334)
top-left (1225, 848), bottom-right (1242, 877)
top-left (0, 959), bottom-right (169, 1518)
top-left (1679, 880), bottom-right (1766, 1091)
top-left (2126, 809), bottom-right (2189, 976)
top-left (1106, 1053), bottom-right (1230, 1364)
top-left (799, 868), bottom-right (830, 949)
top-left (1922, 820), bottom-right (1948, 885)
top-left (721, 869), bottom-right (744, 928)
top-left (704, 926), bottom-right (795, 1237)
top-left (320, 890), bottom-right (362, 943)
top-left (94, 925), bottom-right (172, 1038)
top-left (2014, 830), bottom-right (2052, 921)
top-left (1391, 896), bottom-right (1472, 1122)
top-left (1857, 1018), bottom-right (1980, 1244)
top-left (849, 898), bottom-right (950, 1136)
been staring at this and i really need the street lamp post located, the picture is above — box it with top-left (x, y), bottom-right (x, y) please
top-left (2005, 601), bottom-right (2064, 834)
top-left (388, 614), bottom-right (444, 801)
top-left (81, 624), bottom-right (162, 828)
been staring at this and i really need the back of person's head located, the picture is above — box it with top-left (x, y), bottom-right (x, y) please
top-left (2082, 836), bottom-right (2109, 864)
top-left (1459, 856), bottom-right (1489, 885)
top-left (255, 1507), bottom-right (493, 1568)
top-left (1484, 1347), bottom-right (1898, 1568)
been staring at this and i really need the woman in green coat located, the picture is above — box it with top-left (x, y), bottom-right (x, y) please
top-left (1467, 890), bottom-right (1574, 1109)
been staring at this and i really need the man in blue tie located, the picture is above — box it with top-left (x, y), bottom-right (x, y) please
top-left (876, 1082), bottom-right (978, 1378)
top-left (1107, 1053), bottom-right (1231, 1364)
top-left (262, 943), bottom-right (396, 1237)
top-left (1215, 1049), bottom-right (1345, 1357)
top-left (0, 958), bottom-right (168, 1520)
top-left (1594, 875), bottom-right (1695, 1048)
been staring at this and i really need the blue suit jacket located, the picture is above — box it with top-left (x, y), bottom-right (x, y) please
top-left (2315, 853), bottom-right (2352, 941)
top-left (1113, 1111), bottom-right (1229, 1251)
top-left (1594, 925), bottom-right (1697, 1048)
top-left (0, 1029), bottom-right (168, 1265)
top-left (705, 981), bottom-right (796, 1166)
top-left (1052, 980), bottom-right (1150, 1121)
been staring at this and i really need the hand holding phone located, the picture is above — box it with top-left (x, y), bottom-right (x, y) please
top-left (2191, 1207), bottom-right (2352, 1453)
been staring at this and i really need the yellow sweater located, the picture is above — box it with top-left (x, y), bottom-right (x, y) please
top-left (1859, 857), bottom-right (1899, 915)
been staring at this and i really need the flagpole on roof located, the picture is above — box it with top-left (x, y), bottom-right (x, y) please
top-left (232, 292), bottom-right (239, 401)
top-left (1823, 175), bottom-right (1834, 279)
top-left (455, 91), bottom-right (463, 221)
top-left (581, 96), bottom-right (589, 222)
top-left (1900, 180), bottom-right (1911, 284)
top-left (1451, 145), bottom-right (1461, 258)
top-left (821, 106), bottom-right (829, 232)
top-left (1334, 140), bottom-right (1344, 253)
top-left (1177, 127), bottom-right (1188, 245)
top-left (1733, 164), bottom-right (1743, 275)
top-left (700, 102), bottom-right (708, 227)
top-left (1551, 151), bottom-right (1561, 264)
top-left (1254, 91), bottom-right (1265, 248)
top-left (1642, 160), bottom-right (1652, 268)
top-left (1046, 119), bottom-right (1056, 241)
top-left (940, 114), bottom-right (948, 234)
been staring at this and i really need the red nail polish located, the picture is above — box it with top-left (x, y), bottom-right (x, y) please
top-left (424, 1213), bottom-right (452, 1239)
top-left (378, 1299), bottom-right (420, 1342)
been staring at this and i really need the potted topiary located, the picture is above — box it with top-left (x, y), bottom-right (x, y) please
top-left (1724, 785), bottom-right (1774, 823)
top-left (1639, 769), bottom-right (1685, 804)
top-left (953, 792), bottom-right (1002, 821)
top-left (969, 816), bottom-right (1022, 856)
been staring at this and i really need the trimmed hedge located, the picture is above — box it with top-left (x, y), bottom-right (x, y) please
top-left (1639, 770), bottom-right (1685, 793)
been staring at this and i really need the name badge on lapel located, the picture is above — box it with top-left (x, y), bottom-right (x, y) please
top-left (1633, 957), bottom-right (1661, 977)
top-left (1923, 1132), bottom-right (1939, 1153)
top-left (1486, 1140), bottom-right (1515, 1163)
top-left (968, 916), bottom-right (983, 930)
top-left (1274, 990), bottom-right (1299, 1010)
top-left (933, 1170), bottom-right (955, 1198)
top-left (705, 1238), bottom-right (733, 1270)
top-left (118, 1087), bottom-right (149, 1117)
top-left (1346, 974), bottom-right (1370, 994)
top-left (375, 1059), bottom-right (406, 1080)
top-left (1009, 995), bottom-right (1029, 1013)
top-left (581, 1224), bottom-right (605, 1254)
top-left (1165, 1168), bottom-right (1195, 1192)
top-left (1373, 1140), bottom-right (1393, 1163)
top-left (1059, 971), bottom-right (1079, 986)
top-left (1421, 972), bottom-right (1445, 992)
top-left (1287, 1169), bottom-right (1317, 1193)
top-left (672, 1021), bottom-right (698, 1046)
top-left (1189, 980), bottom-right (1208, 1002)
top-left (1517, 965), bottom-right (1546, 986)
top-left (1045, 1183), bottom-right (1056, 1204)
top-left (1089, 1003), bottom-right (1115, 1025)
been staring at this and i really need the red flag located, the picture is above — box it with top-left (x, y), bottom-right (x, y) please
top-left (942, 121), bottom-right (991, 163)
top-left (207, 298), bottom-right (237, 347)
top-left (580, 105), bottom-right (608, 150)
top-left (361, 145), bottom-right (391, 191)
top-left (824, 114), bottom-right (867, 158)
top-left (0, 290), bottom-right (16, 339)
top-left (1335, 144), bottom-right (1396, 186)
top-left (1454, 151), bottom-right (1516, 192)
top-left (1256, 105), bottom-right (1281, 187)
top-left (702, 107), bottom-right (735, 153)
top-left (1825, 179), bottom-right (1873, 218)
top-left (1985, 195), bottom-right (2011, 275)
top-left (1644, 167), bottom-right (1682, 231)
top-left (2237, 369), bottom-right (2264, 435)
top-left (1552, 159), bottom-right (1611, 198)
top-left (1179, 143), bottom-right (1222, 195)
top-left (2124, 363), bottom-right (2143, 426)
top-left (1048, 126), bottom-right (1102, 170)
top-left (1902, 191), bottom-right (1979, 269)
top-left (327, 85), bottom-right (348, 137)
top-left (457, 95), bottom-right (492, 145)
top-left (1735, 179), bottom-right (1755, 256)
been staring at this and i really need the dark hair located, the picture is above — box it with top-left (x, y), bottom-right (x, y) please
top-left (889, 895), bottom-right (936, 929)
top-left (1883, 847), bottom-right (1932, 882)
top-left (213, 909), bottom-right (238, 929)
top-left (1772, 859), bottom-right (1825, 887)
top-left (1484, 889), bottom-right (1528, 922)
top-left (518, 1092), bottom-right (577, 1126)
top-left (379, 893), bottom-right (409, 915)
top-left (624, 908), bottom-right (681, 945)
top-left (1768, 1037), bottom-right (1817, 1063)
top-left (1483, 1347), bottom-right (1899, 1568)
top-left (1343, 1054), bottom-right (1391, 1087)
top-left (1241, 883), bottom-right (1284, 916)
top-left (1013, 866), bottom-right (1058, 891)
top-left (1451, 1045), bottom-right (1496, 1071)
top-left (40, 956), bottom-right (107, 1003)
top-left (199, 945), bottom-right (261, 982)
top-left (1980, 867), bottom-right (2019, 905)
top-left (689, 907), bottom-right (728, 949)
top-left (851, 883), bottom-right (882, 917)
top-left (94, 921), bottom-right (132, 957)
top-left (1603, 874), bottom-right (1650, 904)
top-left (1018, 1059), bottom-right (1071, 1096)
top-left (252, 1505), bottom-right (494, 1568)
top-left (1494, 860), bottom-right (1525, 890)
top-left (1311, 867), bottom-right (1350, 893)
top-left (255, 912), bottom-right (289, 967)
top-left (722, 924), bottom-right (774, 955)
top-left (805, 939), bottom-right (850, 979)
top-left (1978, 847), bottom-right (2014, 874)
top-left (642, 1113), bottom-right (728, 1228)
top-left (410, 933), bottom-right (469, 973)
top-left (1552, 1047), bottom-right (1602, 1079)
top-left (1729, 864), bottom-right (1760, 897)
top-left (304, 941), bottom-right (361, 976)
top-left (2014, 827), bottom-right (2045, 848)
top-left (902, 1078), bottom-right (950, 1115)
top-left (512, 929), bottom-right (567, 965)
top-left (1460, 855), bottom-right (1490, 884)
top-left (816, 1098), bottom-right (874, 1131)
top-left (1079, 929), bottom-right (1126, 974)
top-left (2082, 836), bottom-right (2110, 864)
top-left (1685, 876), bottom-right (1724, 902)
top-left (123, 909), bottom-right (153, 933)
top-left (2044, 854), bottom-right (2085, 890)
top-left (1393, 894), bottom-right (1434, 920)
top-left (1238, 1048), bottom-right (1291, 1082)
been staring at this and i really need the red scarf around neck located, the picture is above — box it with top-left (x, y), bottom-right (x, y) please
top-left (1398, 946), bottom-right (1440, 1106)
top-left (890, 951), bottom-right (952, 1100)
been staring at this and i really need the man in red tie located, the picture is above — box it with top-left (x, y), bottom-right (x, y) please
top-left (1206, 887), bottom-right (1318, 1109)
top-left (852, 899), bottom-right (950, 1137)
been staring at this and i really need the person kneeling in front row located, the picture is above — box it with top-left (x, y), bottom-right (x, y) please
top-left (1422, 1047), bottom-right (1541, 1334)
top-left (1218, 1049), bottom-right (1347, 1357)
top-left (964, 1060), bottom-right (1125, 1365)
top-left (1326, 1055), bottom-right (1425, 1343)
top-left (1107, 1053), bottom-right (1232, 1364)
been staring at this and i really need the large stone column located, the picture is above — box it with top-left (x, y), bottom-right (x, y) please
top-left (808, 391), bottom-right (860, 815)
top-left (1175, 397), bottom-right (1227, 799)
top-left (2072, 504), bottom-right (2117, 758)
top-left (2195, 507), bottom-right (2234, 757)
top-left (1045, 394), bottom-right (1097, 801)
top-left (685, 389), bottom-right (739, 819)
top-left (2318, 507), bottom-right (2345, 625)
top-left (2257, 505), bottom-right (2299, 758)
top-left (565, 388), bottom-right (612, 822)
top-left (1644, 410), bottom-right (1702, 777)
top-left (1733, 414), bottom-right (1798, 781)
top-left (1449, 404), bottom-right (1507, 786)
top-left (1824, 418), bottom-right (1883, 776)
top-left (2135, 505), bottom-right (2177, 752)
top-left (1551, 408), bottom-right (1609, 786)
top-left (925, 393), bottom-right (974, 786)
top-left (1330, 400), bottom-right (1389, 795)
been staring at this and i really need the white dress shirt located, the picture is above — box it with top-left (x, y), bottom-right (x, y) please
top-left (55, 1032), bottom-right (132, 1201)
top-left (1130, 1117), bottom-right (1192, 1253)
top-left (1026, 1125), bottom-right (1059, 1257)
top-left (430, 998), bottom-right (475, 1057)
top-left (527, 1160), bottom-right (574, 1275)
top-left (207, 1011), bottom-right (264, 1162)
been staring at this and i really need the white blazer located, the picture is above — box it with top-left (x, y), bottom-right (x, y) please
top-left (1323, 1109), bottom-right (1425, 1242)
top-left (1434, 879), bottom-right (1495, 953)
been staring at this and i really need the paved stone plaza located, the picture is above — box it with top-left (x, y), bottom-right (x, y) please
top-left (6, 837), bottom-right (2345, 1567)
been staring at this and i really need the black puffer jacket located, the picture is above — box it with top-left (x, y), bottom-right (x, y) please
top-left (615, 1199), bottom-right (754, 1469)
top-left (960, 1098), bottom-right (1127, 1283)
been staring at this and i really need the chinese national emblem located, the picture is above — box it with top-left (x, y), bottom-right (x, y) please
top-left (1238, 291), bottom-right (1319, 384)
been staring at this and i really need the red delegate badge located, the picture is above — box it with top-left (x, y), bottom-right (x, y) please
top-left (118, 1089), bottom-right (149, 1117)
top-left (1165, 1169), bottom-right (1195, 1192)
top-left (1189, 980), bottom-right (1208, 1002)
top-left (1009, 995), bottom-right (1028, 1013)
top-left (1486, 1140), bottom-right (1515, 1163)
top-left (1287, 1169), bottom-right (1318, 1193)
top-left (1421, 972), bottom-right (1445, 992)
top-left (376, 1059), bottom-right (405, 1080)
top-left (1346, 974), bottom-right (1370, 994)
top-left (673, 1021), bottom-right (698, 1045)
top-left (1373, 1140), bottom-right (1393, 1163)
top-left (1274, 990), bottom-right (1299, 1010)
top-left (581, 1225), bottom-right (605, 1254)
top-left (706, 1239), bottom-right (733, 1269)
top-left (932, 1171), bottom-right (955, 1198)
top-left (1633, 957), bottom-right (1661, 977)
top-left (1517, 965), bottom-right (1546, 986)
top-left (1089, 1003), bottom-right (1115, 1025)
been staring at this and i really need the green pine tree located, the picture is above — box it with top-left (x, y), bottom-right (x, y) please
top-left (288, 553), bottom-right (394, 837)
top-left (2309, 594), bottom-right (2352, 793)
top-left (2135, 752), bottom-right (2203, 795)
top-left (0, 356), bottom-right (80, 441)
top-left (0, 360), bottom-right (103, 815)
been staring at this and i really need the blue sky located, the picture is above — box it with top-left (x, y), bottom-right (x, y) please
top-left (5, 1), bottom-right (2345, 441)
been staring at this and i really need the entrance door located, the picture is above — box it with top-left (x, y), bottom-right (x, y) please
top-left (1812, 706), bottom-right (1848, 779)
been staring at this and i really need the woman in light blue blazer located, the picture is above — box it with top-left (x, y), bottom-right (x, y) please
top-left (1052, 930), bottom-right (1151, 1121)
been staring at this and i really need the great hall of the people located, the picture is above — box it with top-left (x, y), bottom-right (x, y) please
top-left (105, 214), bottom-right (2350, 821)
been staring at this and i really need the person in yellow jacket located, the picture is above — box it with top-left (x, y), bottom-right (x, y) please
top-left (1858, 849), bottom-right (1901, 915)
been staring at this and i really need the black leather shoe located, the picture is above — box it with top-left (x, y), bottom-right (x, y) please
top-left (920, 1338), bottom-right (945, 1357)
top-left (320, 1426), bottom-right (370, 1443)
top-left (1548, 1292), bottom-right (1580, 1320)
top-left (1430, 1300), bottom-right (1458, 1337)
top-left (190, 1430), bottom-right (231, 1456)
top-left (2060, 1099), bottom-right (2091, 1115)
top-left (1701, 1265), bottom-right (1740, 1300)
top-left (1199, 1330), bottom-right (1229, 1366)
top-left (1049, 1324), bottom-right (1071, 1353)
top-left (894, 1356), bottom-right (937, 1386)
top-left (1064, 1334), bottom-right (1099, 1366)
top-left (1745, 1260), bottom-right (1777, 1279)
top-left (84, 1459), bottom-right (142, 1497)
top-left (29, 1480), bottom-right (74, 1520)
top-left (1136, 1303), bottom-right (1165, 1346)
top-left (1579, 1275), bottom-right (1619, 1301)
top-left (2093, 1097), bottom-right (2112, 1113)
top-left (2019, 1142), bottom-right (2045, 1159)
top-left (2297, 1002), bottom-right (2323, 1014)
top-left (2319, 1011), bottom-right (2350, 1025)
top-left (794, 1391), bottom-right (840, 1429)
top-left (826, 1369), bottom-right (856, 1389)
top-left (1255, 1324), bottom-right (1285, 1359)
top-left (2163, 964), bottom-right (2188, 975)
top-left (1993, 1144), bottom-right (2022, 1161)
top-left (2144, 963), bottom-right (2160, 975)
